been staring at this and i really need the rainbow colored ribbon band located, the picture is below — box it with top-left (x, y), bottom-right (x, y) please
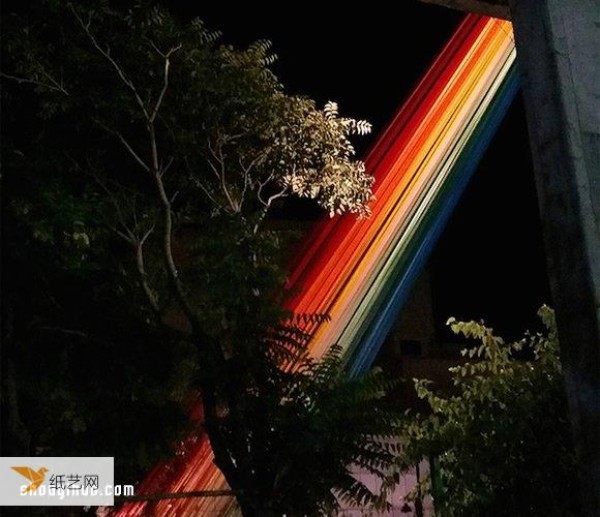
top-left (117, 14), bottom-right (517, 516)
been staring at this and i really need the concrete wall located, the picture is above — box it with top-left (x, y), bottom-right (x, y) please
top-left (507, 1), bottom-right (600, 513)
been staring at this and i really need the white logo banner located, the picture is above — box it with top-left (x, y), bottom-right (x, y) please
top-left (0, 457), bottom-right (115, 506)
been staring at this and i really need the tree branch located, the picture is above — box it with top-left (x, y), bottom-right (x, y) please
top-left (149, 44), bottom-right (181, 124)
top-left (255, 185), bottom-right (288, 234)
top-left (183, 156), bottom-right (224, 210)
top-left (76, 9), bottom-right (195, 329)
top-left (146, 113), bottom-right (198, 329)
top-left (207, 136), bottom-right (238, 212)
top-left (135, 225), bottom-right (160, 315)
top-left (160, 156), bottom-right (175, 178)
top-left (152, 166), bottom-right (198, 325)
top-left (257, 169), bottom-right (278, 206)
top-left (39, 326), bottom-right (89, 339)
top-left (266, 186), bottom-right (288, 208)
top-left (91, 172), bottom-right (137, 244)
top-left (1, 71), bottom-right (69, 96)
top-left (70, 5), bottom-right (150, 120)
top-left (237, 156), bottom-right (253, 212)
top-left (93, 120), bottom-right (151, 172)
top-left (116, 133), bottom-right (151, 172)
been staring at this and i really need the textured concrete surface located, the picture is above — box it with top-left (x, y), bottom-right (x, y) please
top-left (508, 1), bottom-right (600, 514)
top-left (421, 0), bottom-right (511, 19)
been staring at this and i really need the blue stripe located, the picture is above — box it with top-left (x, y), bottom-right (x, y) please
top-left (347, 68), bottom-right (520, 376)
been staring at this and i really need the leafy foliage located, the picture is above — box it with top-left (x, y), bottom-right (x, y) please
top-left (215, 342), bottom-right (404, 516)
top-left (402, 307), bottom-right (580, 516)
top-left (1, 1), bottom-right (400, 514)
top-left (4, 0), bottom-right (373, 224)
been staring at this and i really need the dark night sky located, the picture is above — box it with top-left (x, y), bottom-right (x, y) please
top-left (171, 1), bottom-right (551, 340)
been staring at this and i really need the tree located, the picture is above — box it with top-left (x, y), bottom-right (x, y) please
top-left (214, 342), bottom-right (403, 515)
top-left (2, 1), bottom-right (402, 513)
top-left (402, 306), bottom-right (580, 516)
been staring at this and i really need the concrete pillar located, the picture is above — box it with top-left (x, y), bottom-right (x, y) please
top-left (421, 0), bottom-right (510, 19)
top-left (507, 1), bottom-right (600, 513)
